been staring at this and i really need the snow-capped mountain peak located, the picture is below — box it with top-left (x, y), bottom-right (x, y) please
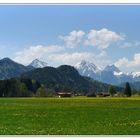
top-left (75, 60), bottom-right (101, 74)
top-left (104, 64), bottom-right (120, 73)
top-left (129, 71), bottom-right (140, 78)
top-left (75, 60), bottom-right (102, 80)
top-left (113, 71), bottom-right (123, 76)
top-left (29, 59), bottom-right (48, 68)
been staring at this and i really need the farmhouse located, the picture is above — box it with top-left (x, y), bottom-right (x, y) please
top-left (97, 92), bottom-right (110, 97)
top-left (57, 92), bottom-right (72, 98)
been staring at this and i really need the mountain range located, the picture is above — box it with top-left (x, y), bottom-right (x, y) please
top-left (0, 57), bottom-right (140, 91)
top-left (0, 57), bottom-right (123, 94)
top-left (0, 58), bottom-right (48, 80)
top-left (75, 60), bottom-right (140, 85)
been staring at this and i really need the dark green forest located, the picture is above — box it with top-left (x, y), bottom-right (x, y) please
top-left (0, 78), bottom-right (41, 97)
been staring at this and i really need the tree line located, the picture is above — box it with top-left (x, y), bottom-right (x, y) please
top-left (0, 78), bottom-right (57, 97)
top-left (0, 77), bottom-right (137, 97)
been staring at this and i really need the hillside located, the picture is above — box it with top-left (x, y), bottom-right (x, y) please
top-left (0, 58), bottom-right (33, 79)
top-left (22, 65), bottom-right (122, 95)
top-left (0, 58), bottom-right (34, 79)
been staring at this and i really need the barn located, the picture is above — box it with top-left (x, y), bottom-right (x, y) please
top-left (57, 92), bottom-right (72, 98)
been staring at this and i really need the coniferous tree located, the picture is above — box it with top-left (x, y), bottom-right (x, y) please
top-left (124, 82), bottom-right (132, 97)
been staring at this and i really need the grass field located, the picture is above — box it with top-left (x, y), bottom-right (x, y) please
top-left (0, 97), bottom-right (139, 135)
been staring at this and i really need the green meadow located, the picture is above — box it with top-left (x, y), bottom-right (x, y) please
top-left (0, 97), bottom-right (139, 135)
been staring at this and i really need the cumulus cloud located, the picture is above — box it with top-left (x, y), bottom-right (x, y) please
top-left (48, 52), bottom-right (93, 66)
top-left (14, 45), bottom-right (64, 65)
top-left (59, 30), bottom-right (85, 48)
top-left (115, 53), bottom-right (140, 71)
top-left (84, 28), bottom-right (124, 49)
top-left (94, 51), bottom-right (112, 68)
top-left (47, 51), bottom-right (111, 68)
top-left (13, 43), bottom-right (111, 67)
top-left (13, 28), bottom-right (131, 68)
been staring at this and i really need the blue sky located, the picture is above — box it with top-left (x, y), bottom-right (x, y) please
top-left (0, 5), bottom-right (140, 72)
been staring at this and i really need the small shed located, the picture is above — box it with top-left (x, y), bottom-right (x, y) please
top-left (57, 92), bottom-right (72, 98)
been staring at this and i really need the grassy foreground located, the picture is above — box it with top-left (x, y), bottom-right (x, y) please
top-left (0, 97), bottom-right (140, 135)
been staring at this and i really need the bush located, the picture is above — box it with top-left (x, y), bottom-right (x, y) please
top-left (36, 85), bottom-right (56, 97)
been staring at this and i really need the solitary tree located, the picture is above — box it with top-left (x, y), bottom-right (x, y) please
top-left (36, 85), bottom-right (47, 97)
top-left (108, 85), bottom-right (116, 96)
top-left (124, 82), bottom-right (132, 97)
top-left (19, 83), bottom-right (29, 97)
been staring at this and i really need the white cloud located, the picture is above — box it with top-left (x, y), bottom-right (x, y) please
top-left (115, 53), bottom-right (140, 72)
top-left (47, 51), bottom-right (111, 68)
top-left (120, 41), bottom-right (140, 48)
top-left (94, 51), bottom-right (112, 68)
top-left (48, 52), bottom-right (93, 66)
top-left (13, 43), bottom-right (111, 67)
top-left (84, 28), bottom-right (124, 49)
top-left (59, 30), bottom-right (85, 48)
top-left (14, 45), bottom-right (64, 65)
top-left (13, 28), bottom-right (136, 69)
